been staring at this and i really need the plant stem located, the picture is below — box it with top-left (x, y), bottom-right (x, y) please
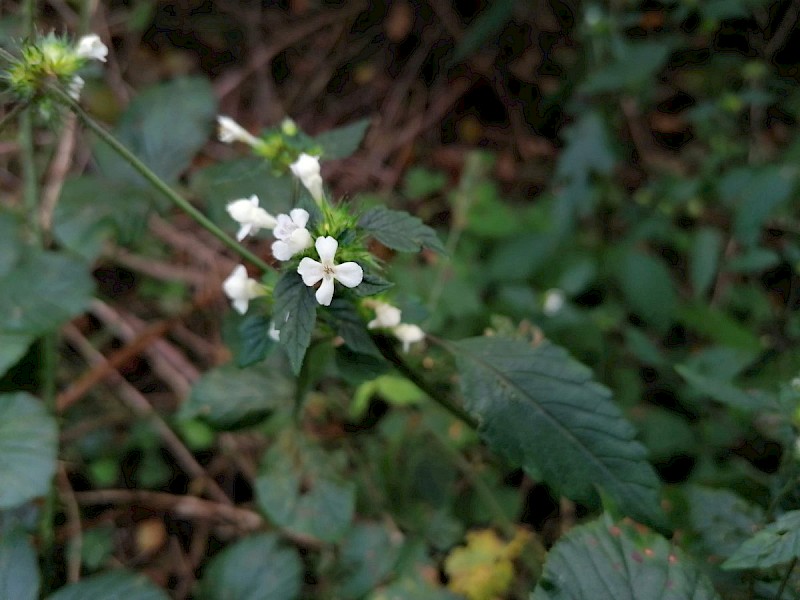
top-left (0, 103), bottom-right (26, 134)
top-left (22, 0), bottom-right (36, 36)
top-left (777, 556), bottom-right (797, 600)
top-left (374, 334), bottom-right (479, 429)
top-left (50, 85), bottom-right (273, 273)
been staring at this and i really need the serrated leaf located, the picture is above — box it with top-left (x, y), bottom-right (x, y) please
top-left (532, 516), bottom-right (721, 599)
top-left (232, 313), bottom-right (277, 367)
top-left (685, 486), bottom-right (764, 559)
top-left (273, 272), bottom-right (318, 374)
top-left (255, 432), bottom-right (355, 542)
top-left (0, 529), bottom-right (39, 600)
top-left (358, 207), bottom-right (445, 253)
top-left (452, 337), bottom-right (663, 528)
top-left (178, 363), bottom-right (293, 430)
top-left (47, 570), bottom-right (168, 600)
top-left (723, 511), bottom-right (800, 570)
top-left (0, 250), bottom-right (94, 336)
top-left (327, 299), bottom-right (382, 358)
top-left (93, 77), bottom-right (217, 187)
top-left (330, 523), bottom-right (403, 599)
top-left (314, 118), bottom-right (371, 160)
top-left (353, 271), bottom-right (395, 297)
top-left (200, 533), bottom-right (303, 600)
top-left (0, 393), bottom-right (58, 509)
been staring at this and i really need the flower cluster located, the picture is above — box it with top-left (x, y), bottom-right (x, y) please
top-left (219, 115), bottom-right (426, 354)
top-left (4, 33), bottom-right (107, 103)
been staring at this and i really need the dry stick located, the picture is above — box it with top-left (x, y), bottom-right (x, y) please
top-left (61, 324), bottom-right (232, 506)
top-left (41, 112), bottom-right (77, 237)
top-left (56, 464), bottom-right (83, 583)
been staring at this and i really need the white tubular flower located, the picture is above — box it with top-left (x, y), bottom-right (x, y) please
top-left (67, 75), bottom-right (85, 100)
top-left (222, 265), bottom-right (264, 315)
top-left (271, 208), bottom-right (313, 261)
top-left (289, 153), bottom-right (324, 204)
top-left (268, 320), bottom-right (281, 342)
top-left (392, 323), bottom-right (425, 353)
top-left (367, 301), bottom-right (402, 330)
top-left (217, 115), bottom-right (261, 147)
top-left (297, 236), bottom-right (363, 306)
top-left (226, 195), bottom-right (277, 241)
top-left (75, 34), bottom-right (108, 62)
top-left (542, 288), bottom-right (565, 317)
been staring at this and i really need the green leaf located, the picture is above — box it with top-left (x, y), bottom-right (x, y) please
top-left (178, 363), bottom-right (293, 430)
top-left (352, 374), bottom-right (425, 418)
top-left (0, 210), bottom-right (23, 277)
top-left (0, 529), bottom-right (39, 600)
top-left (232, 313), bottom-right (277, 368)
top-left (677, 303), bottom-right (761, 350)
top-left (555, 111), bottom-right (616, 184)
top-left (676, 365), bottom-right (766, 412)
top-left (0, 250), bottom-right (94, 336)
top-left (0, 332), bottom-right (33, 379)
top-left (614, 249), bottom-right (677, 331)
top-left (352, 271), bottom-right (395, 297)
top-left (581, 42), bottom-right (671, 94)
top-left (200, 533), bottom-right (303, 600)
top-left (329, 523), bottom-right (403, 599)
top-left (93, 77), bottom-right (217, 187)
top-left (690, 227), bottom-right (723, 299)
top-left (451, 337), bottom-right (663, 528)
top-left (47, 570), bottom-right (168, 600)
top-left (314, 119), bottom-right (370, 160)
top-left (327, 299), bottom-right (382, 358)
top-left (532, 516), bottom-right (721, 599)
top-left (0, 392), bottom-right (58, 509)
top-left (273, 272), bottom-right (318, 374)
top-left (358, 207), bottom-right (445, 254)
top-left (723, 511), bottom-right (800, 570)
top-left (255, 432), bottom-right (355, 542)
top-left (685, 486), bottom-right (764, 559)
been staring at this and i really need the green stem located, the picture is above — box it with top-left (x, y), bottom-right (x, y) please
top-left (22, 0), bottom-right (36, 36)
top-left (776, 556), bottom-right (797, 600)
top-left (373, 333), bottom-right (478, 429)
top-left (50, 85), bottom-right (273, 273)
top-left (0, 103), bottom-right (26, 134)
top-left (20, 110), bottom-right (40, 243)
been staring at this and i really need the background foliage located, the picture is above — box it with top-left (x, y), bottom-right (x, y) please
top-left (2, 0), bottom-right (800, 598)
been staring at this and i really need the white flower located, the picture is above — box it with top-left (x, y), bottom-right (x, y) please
top-left (222, 265), bottom-right (264, 314)
top-left (367, 301), bottom-right (402, 330)
top-left (297, 236), bottom-right (363, 306)
top-left (268, 320), bottom-right (281, 342)
top-left (392, 323), bottom-right (425, 353)
top-left (75, 34), bottom-right (108, 62)
top-left (289, 153), bottom-right (324, 204)
top-left (217, 115), bottom-right (261, 147)
top-left (542, 288), bottom-right (565, 317)
top-left (67, 75), bottom-right (85, 100)
top-left (271, 208), bottom-right (313, 261)
top-left (226, 195), bottom-right (277, 241)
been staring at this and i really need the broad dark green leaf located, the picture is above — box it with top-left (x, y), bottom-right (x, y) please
top-left (178, 363), bottom-right (293, 430)
top-left (93, 76), bottom-right (217, 186)
top-left (200, 533), bottom-right (303, 600)
top-left (532, 516), bottom-right (721, 599)
top-left (614, 249), bottom-right (677, 331)
top-left (555, 111), bottom-right (615, 184)
top-left (0, 211), bottom-right (23, 277)
top-left (0, 393), bottom-right (58, 509)
top-left (358, 207), bottom-right (445, 254)
top-left (47, 570), bottom-right (168, 600)
top-left (0, 250), bottom-right (94, 336)
top-left (272, 272), bottom-right (318, 374)
top-left (452, 337), bottom-right (663, 528)
top-left (677, 303), bottom-right (761, 350)
top-left (327, 299), bottom-right (383, 358)
top-left (0, 529), bottom-right (39, 600)
top-left (255, 432), bottom-right (355, 542)
top-left (690, 227), bottom-right (723, 299)
top-left (723, 510), bottom-right (800, 570)
top-left (329, 523), bottom-right (403, 599)
top-left (676, 365), bottom-right (768, 412)
top-left (685, 486), bottom-right (764, 559)
top-left (232, 313), bottom-right (277, 367)
top-left (352, 271), bottom-right (394, 297)
top-left (0, 333), bottom-right (33, 379)
top-left (314, 119), bottom-right (371, 160)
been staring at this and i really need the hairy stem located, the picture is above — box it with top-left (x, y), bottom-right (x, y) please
top-left (50, 85), bottom-right (273, 273)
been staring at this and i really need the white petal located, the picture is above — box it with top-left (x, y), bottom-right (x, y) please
top-left (272, 240), bottom-right (293, 261)
top-left (236, 223), bottom-right (253, 241)
top-left (306, 174), bottom-right (324, 203)
top-left (392, 324), bottom-right (425, 352)
top-left (75, 34), bottom-right (108, 62)
top-left (252, 208), bottom-right (277, 229)
top-left (315, 236), bottom-right (338, 264)
top-left (222, 265), bottom-right (248, 299)
top-left (268, 321), bottom-right (281, 341)
top-left (272, 213), bottom-right (295, 240)
top-left (333, 262), bottom-right (363, 288)
top-left (297, 257), bottom-right (324, 285)
top-left (287, 228), bottom-right (313, 253)
top-left (232, 298), bottom-right (249, 314)
top-left (316, 278), bottom-right (335, 306)
top-left (289, 208), bottom-right (309, 228)
top-left (216, 115), bottom-right (259, 147)
top-left (368, 302), bottom-right (402, 329)
top-left (226, 198), bottom-right (255, 222)
top-left (248, 194), bottom-right (259, 207)
top-left (289, 153), bottom-right (320, 180)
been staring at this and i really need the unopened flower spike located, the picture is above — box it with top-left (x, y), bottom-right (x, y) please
top-left (75, 34), bottom-right (108, 62)
top-left (222, 265), bottom-right (265, 315)
top-left (297, 236), bottom-right (363, 306)
top-left (226, 194), bottom-right (277, 241)
top-left (217, 115), bottom-right (262, 148)
top-left (289, 153), bottom-right (324, 205)
top-left (272, 208), bottom-right (313, 261)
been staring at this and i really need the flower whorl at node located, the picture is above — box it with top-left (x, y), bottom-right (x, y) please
top-left (226, 195), bottom-right (277, 241)
top-left (297, 236), bottom-right (363, 306)
top-left (289, 153), bottom-right (324, 205)
top-left (222, 265), bottom-right (264, 315)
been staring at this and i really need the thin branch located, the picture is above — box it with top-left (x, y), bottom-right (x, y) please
top-left (56, 464), bottom-right (83, 583)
